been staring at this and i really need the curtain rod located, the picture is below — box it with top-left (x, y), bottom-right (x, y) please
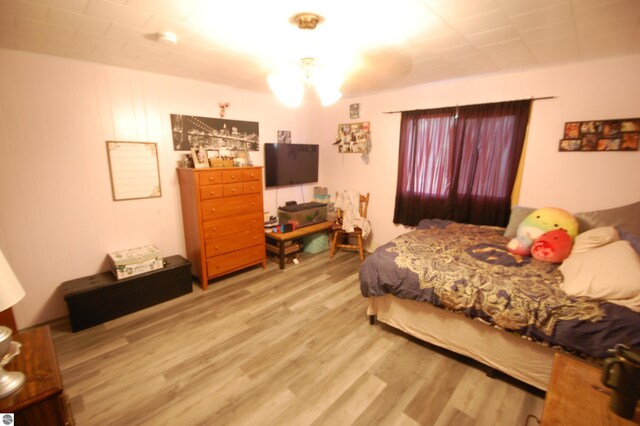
top-left (382, 96), bottom-right (557, 114)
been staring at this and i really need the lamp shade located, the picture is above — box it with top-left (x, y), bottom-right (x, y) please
top-left (0, 249), bottom-right (25, 312)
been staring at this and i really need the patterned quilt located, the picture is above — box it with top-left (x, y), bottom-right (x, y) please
top-left (360, 219), bottom-right (640, 358)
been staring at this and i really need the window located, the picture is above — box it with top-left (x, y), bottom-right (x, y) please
top-left (393, 100), bottom-right (531, 226)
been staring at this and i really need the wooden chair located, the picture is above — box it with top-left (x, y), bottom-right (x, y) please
top-left (330, 192), bottom-right (370, 261)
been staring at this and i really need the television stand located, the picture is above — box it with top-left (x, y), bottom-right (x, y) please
top-left (265, 221), bottom-right (334, 269)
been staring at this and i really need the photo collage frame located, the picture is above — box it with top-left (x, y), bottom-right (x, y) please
top-left (559, 118), bottom-right (639, 152)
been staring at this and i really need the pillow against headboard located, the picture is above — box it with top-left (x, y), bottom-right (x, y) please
top-left (574, 201), bottom-right (640, 236)
top-left (503, 205), bottom-right (536, 238)
top-left (559, 240), bottom-right (640, 312)
top-left (571, 226), bottom-right (619, 255)
top-left (505, 201), bottom-right (640, 238)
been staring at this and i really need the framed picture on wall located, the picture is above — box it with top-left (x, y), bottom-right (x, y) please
top-left (559, 117), bottom-right (639, 152)
top-left (277, 130), bottom-right (291, 144)
top-left (336, 121), bottom-right (370, 153)
top-left (106, 141), bottom-right (162, 201)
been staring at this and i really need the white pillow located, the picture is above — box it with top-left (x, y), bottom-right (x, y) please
top-left (559, 240), bottom-right (640, 312)
top-left (571, 226), bottom-right (619, 255)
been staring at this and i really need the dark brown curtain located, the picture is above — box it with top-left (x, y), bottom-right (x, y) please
top-left (393, 100), bottom-right (531, 227)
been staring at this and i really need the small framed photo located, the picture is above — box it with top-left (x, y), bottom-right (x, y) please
top-left (580, 121), bottom-right (602, 134)
top-left (559, 139), bottom-right (581, 151)
top-left (602, 122), bottom-right (620, 137)
top-left (621, 133), bottom-right (639, 150)
top-left (277, 130), bottom-right (291, 144)
top-left (564, 122), bottom-right (580, 139)
top-left (350, 103), bottom-right (360, 119)
top-left (621, 120), bottom-right (640, 132)
top-left (191, 146), bottom-right (209, 168)
top-left (581, 134), bottom-right (597, 151)
top-left (236, 150), bottom-right (251, 166)
top-left (596, 138), bottom-right (621, 151)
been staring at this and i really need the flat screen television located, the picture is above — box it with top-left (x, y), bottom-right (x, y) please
top-left (264, 143), bottom-right (319, 188)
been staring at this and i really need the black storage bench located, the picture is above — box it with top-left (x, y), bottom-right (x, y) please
top-left (61, 255), bottom-right (192, 332)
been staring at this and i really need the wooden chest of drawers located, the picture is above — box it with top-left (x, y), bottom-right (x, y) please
top-left (177, 167), bottom-right (266, 289)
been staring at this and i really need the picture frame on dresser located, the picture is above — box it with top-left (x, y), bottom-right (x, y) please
top-left (191, 146), bottom-right (209, 168)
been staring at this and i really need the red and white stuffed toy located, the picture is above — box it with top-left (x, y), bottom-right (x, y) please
top-left (530, 229), bottom-right (573, 263)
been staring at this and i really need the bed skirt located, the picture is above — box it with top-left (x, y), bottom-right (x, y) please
top-left (367, 294), bottom-right (556, 391)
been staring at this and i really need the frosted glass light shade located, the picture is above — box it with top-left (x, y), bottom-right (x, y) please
top-left (268, 58), bottom-right (343, 107)
top-left (0, 250), bottom-right (25, 312)
top-left (268, 71), bottom-right (304, 108)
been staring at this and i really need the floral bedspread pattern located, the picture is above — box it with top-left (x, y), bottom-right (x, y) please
top-left (360, 219), bottom-right (640, 358)
top-left (387, 223), bottom-right (603, 335)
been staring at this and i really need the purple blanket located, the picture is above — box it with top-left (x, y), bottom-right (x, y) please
top-left (360, 219), bottom-right (640, 358)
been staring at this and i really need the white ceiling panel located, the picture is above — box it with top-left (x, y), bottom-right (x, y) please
top-left (15, 16), bottom-right (76, 41)
top-left (449, 9), bottom-right (512, 35)
top-left (10, 1), bottom-right (49, 21)
top-left (31, 0), bottom-right (89, 14)
top-left (48, 8), bottom-right (111, 34)
top-left (0, 0), bottom-right (638, 98)
top-left (84, 0), bottom-right (152, 29)
top-left (508, 3), bottom-right (574, 31)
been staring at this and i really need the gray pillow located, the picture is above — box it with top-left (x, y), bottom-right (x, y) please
top-left (619, 227), bottom-right (640, 256)
top-left (503, 205), bottom-right (536, 238)
top-left (574, 201), bottom-right (640, 236)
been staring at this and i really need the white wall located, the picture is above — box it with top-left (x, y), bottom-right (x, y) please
top-left (0, 49), bottom-right (309, 328)
top-left (2, 49), bottom-right (639, 328)
top-left (316, 54), bottom-right (640, 252)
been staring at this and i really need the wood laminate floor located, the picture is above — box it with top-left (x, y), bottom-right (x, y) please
top-left (49, 250), bottom-right (545, 426)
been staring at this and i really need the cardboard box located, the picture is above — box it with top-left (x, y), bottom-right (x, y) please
top-left (107, 244), bottom-right (163, 279)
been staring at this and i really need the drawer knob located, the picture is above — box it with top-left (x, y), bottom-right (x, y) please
top-left (212, 227), bottom-right (216, 232)
top-left (209, 176), bottom-right (214, 181)
top-left (211, 208), bottom-right (215, 212)
top-left (210, 191), bottom-right (214, 195)
top-left (232, 188), bottom-right (236, 192)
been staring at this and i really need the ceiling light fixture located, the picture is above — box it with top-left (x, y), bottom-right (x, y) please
top-left (268, 14), bottom-right (343, 108)
top-left (154, 32), bottom-right (178, 45)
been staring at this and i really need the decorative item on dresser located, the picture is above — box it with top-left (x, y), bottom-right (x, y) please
top-left (177, 167), bottom-right (266, 289)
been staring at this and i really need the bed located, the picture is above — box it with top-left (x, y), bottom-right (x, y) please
top-left (360, 205), bottom-right (640, 391)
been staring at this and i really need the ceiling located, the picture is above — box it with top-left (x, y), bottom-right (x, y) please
top-left (1, 0), bottom-right (640, 100)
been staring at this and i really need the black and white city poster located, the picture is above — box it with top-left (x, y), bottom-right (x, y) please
top-left (170, 114), bottom-right (259, 151)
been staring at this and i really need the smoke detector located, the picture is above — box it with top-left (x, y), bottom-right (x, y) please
top-left (153, 31), bottom-right (178, 45)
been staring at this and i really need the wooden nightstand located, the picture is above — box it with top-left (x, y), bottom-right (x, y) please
top-left (0, 326), bottom-right (74, 425)
top-left (541, 352), bottom-right (639, 425)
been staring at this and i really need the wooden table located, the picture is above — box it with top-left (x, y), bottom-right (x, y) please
top-left (0, 326), bottom-right (74, 425)
top-left (265, 221), bottom-right (334, 269)
top-left (541, 352), bottom-right (640, 425)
